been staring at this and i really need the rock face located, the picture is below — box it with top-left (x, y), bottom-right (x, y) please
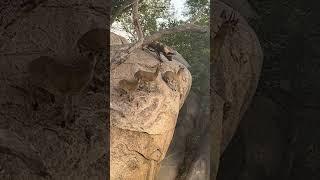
top-left (210, 0), bottom-right (263, 179)
top-left (220, 0), bottom-right (258, 20)
top-left (218, 95), bottom-right (288, 180)
top-left (0, 0), bottom-right (109, 179)
top-left (110, 33), bottom-right (192, 180)
top-left (239, 96), bottom-right (286, 180)
top-left (212, 0), bottom-right (263, 153)
top-left (156, 91), bottom-right (203, 180)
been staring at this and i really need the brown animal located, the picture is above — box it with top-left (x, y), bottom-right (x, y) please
top-left (162, 67), bottom-right (185, 91)
top-left (134, 65), bottom-right (161, 82)
top-left (146, 41), bottom-right (175, 62)
top-left (28, 52), bottom-right (98, 125)
top-left (134, 65), bottom-right (161, 92)
top-left (77, 28), bottom-right (108, 93)
top-left (118, 79), bottom-right (139, 101)
top-left (76, 28), bottom-right (107, 54)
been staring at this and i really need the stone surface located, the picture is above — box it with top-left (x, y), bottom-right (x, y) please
top-left (210, 1), bottom-right (263, 179)
top-left (0, 1), bottom-right (109, 179)
top-left (110, 33), bottom-right (192, 180)
top-left (212, 0), bottom-right (263, 153)
top-left (156, 91), bottom-right (202, 180)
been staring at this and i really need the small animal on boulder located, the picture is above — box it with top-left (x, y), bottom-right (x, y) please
top-left (27, 51), bottom-right (98, 126)
top-left (134, 64), bottom-right (161, 92)
top-left (118, 79), bottom-right (139, 101)
top-left (162, 67), bottom-right (185, 91)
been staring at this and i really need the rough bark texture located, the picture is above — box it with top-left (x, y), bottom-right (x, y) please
top-left (110, 33), bottom-right (192, 180)
top-left (0, 0), bottom-right (109, 179)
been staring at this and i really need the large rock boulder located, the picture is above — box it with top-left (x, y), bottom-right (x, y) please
top-left (210, 0), bottom-right (263, 179)
top-left (110, 33), bottom-right (192, 180)
top-left (212, 0), bottom-right (263, 154)
top-left (156, 91), bottom-right (202, 180)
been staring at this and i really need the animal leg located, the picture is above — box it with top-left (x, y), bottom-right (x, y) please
top-left (156, 51), bottom-right (163, 62)
top-left (70, 95), bottom-right (80, 124)
top-left (63, 95), bottom-right (71, 126)
top-left (49, 94), bottom-right (55, 104)
top-left (27, 80), bottom-right (39, 111)
top-left (128, 92), bottom-right (134, 102)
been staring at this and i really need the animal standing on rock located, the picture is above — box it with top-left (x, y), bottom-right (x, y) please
top-left (162, 67), bottom-right (185, 92)
top-left (145, 41), bottom-right (175, 62)
top-left (118, 79), bottom-right (139, 101)
top-left (27, 51), bottom-right (98, 126)
top-left (134, 64), bottom-right (161, 92)
top-left (76, 28), bottom-right (108, 92)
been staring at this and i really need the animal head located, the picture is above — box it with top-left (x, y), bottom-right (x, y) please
top-left (77, 28), bottom-right (107, 54)
top-left (177, 66), bottom-right (185, 74)
top-left (80, 50), bottom-right (99, 67)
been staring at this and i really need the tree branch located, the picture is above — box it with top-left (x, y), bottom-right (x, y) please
top-left (132, 0), bottom-right (144, 40)
top-left (111, 3), bottom-right (208, 71)
top-left (111, 0), bottom-right (136, 24)
top-left (143, 23), bottom-right (208, 45)
top-left (111, 23), bottom-right (208, 71)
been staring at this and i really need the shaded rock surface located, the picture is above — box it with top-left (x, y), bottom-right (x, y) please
top-left (110, 33), bottom-right (192, 180)
top-left (210, 1), bottom-right (263, 179)
top-left (157, 91), bottom-right (206, 180)
top-left (212, 0), bottom-right (263, 153)
top-left (0, 0), bottom-right (109, 179)
top-left (218, 0), bottom-right (320, 179)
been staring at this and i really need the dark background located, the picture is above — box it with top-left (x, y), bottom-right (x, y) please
top-left (218, 0), bottom-right (320, 179)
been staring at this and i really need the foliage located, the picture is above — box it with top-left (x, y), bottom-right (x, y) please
top-left (113, 0), bottom-right (210, 109)
top-left (114, 0), bottom-right (172, 40)
top-left (161, 0), bottom-right (210, 108)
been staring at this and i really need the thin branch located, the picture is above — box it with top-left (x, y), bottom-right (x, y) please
top-left (111, 0), bottom-right (136, 24)
top-left (132, 0), bottom-right (144, 40)
top-left (111, 0), bottom-right (145, 70)
top-left (110, 40), bottom-right (144, 71)
top-left (111, 4), bottom-right (208, 70)
top-left (188, 5), bottom-right (209, 24)
top-left (143, 23), bottom-right (208, 45)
